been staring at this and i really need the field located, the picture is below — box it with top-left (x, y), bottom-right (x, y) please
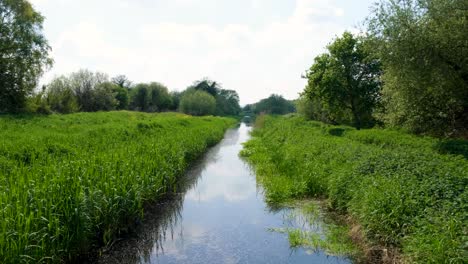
top-left (241, 115), bottom-right (467, 263)
top-left (0, 111), bottom-right (234, 263)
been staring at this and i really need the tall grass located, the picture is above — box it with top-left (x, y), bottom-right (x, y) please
top-left (241, 115), bottom-right (467, 263)
top-left (0, 111), bottom-right (234, 263)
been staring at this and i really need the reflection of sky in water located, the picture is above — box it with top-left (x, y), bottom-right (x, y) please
top-left (98, 124), bottom-right (351, 264)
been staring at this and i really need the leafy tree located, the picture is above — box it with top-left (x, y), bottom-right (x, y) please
top-left (111, 75), bottom-right (132, 89)
top-left (303, 32), bottom-right (382, 129)
top-left (168, 91), bottom-right (182, 111)
top-left (129, 82), bottom-right (172, 112)
top-left (93, 82), bottom-right (118, 111)
top-left (0, 0), bottom-right (52, 112)
top-left (112, 84), bottom-right (129, 110)
top-left (367, 0), bottom-right (468, 136)
top-left (215, 89), bottom-right (241, 116)
top-left (45, 76), bottom-right (79, 113)
top-left (296, 95), bottom-right (334, 124)
top-left (69, 69), bottom-right (109, 112)
top-left (179, 90), bottom-right (216, 116)
top-left (248, 94), bottom-right (296, 115)
top-left (148, 82), bottom-right (172, 112)
top-left (192, 78), bottom-right (220, 96)
top-left (129, 84), bottom-right (149, 111)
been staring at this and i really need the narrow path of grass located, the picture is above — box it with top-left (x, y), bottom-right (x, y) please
top-left (240, 115), bottom-right (467, 263)
top-left (0, 111), bottom-right (235, 263)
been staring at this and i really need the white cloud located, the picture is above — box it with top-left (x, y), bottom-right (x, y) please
top-left (38, 0), bottom-right (359, 104)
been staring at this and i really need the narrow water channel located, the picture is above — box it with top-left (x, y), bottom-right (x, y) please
top-left (97, 123), bottom-right (351, 264)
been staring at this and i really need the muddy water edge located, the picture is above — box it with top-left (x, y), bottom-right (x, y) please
top-left (93, 123), bottom-right (354, 264)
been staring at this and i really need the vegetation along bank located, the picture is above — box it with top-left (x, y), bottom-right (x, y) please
top-left (0, 111), bottom-right (235, 263)
top-left (241, 115), bottom-right (467, 263)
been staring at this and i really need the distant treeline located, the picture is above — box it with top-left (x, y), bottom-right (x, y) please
top-left (16, 70), bottom-right (241, 117)
top-left (297, 0), bottom-right (467, 138)
top-left (243, 94), bottom-right (296, 116)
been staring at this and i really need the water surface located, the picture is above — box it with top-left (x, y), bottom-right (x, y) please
top-left (98, 123), bottom-right (350, 264)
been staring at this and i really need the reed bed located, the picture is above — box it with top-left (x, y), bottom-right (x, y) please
top-left (0, 111), bottom-right (234, 263)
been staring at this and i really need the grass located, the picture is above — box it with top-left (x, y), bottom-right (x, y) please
top-left (241, 115), bottom-right (467, 263)
top-left (0, 111), bottom-right (235, 263)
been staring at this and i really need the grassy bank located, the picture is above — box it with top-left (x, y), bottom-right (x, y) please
top-left (241, 115), bottom-right (467, 263)
top-left (0, 111), bottom-right (235, 263)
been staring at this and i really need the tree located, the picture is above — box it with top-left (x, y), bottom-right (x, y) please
top-left (0, 0), bottom-right (52, 112)
top-left (129, 82), bottom-right (172, 112)
top-left (112, 84), bottom-right (129, 110)
top-left (69, 69), bottom-right (109, 111)
top-left (45, 76), bottom-right (79, 113)
top-left (111, 75), bottom-right (131, 89)
top-left (129, 84), bottom-right (149, 111)
top-left (92, 82), bottom-right (118, 111)
top-left (168, 91), bottom-right (182, 111)
top-left (179, 90), bottom-right (216, 116)
top-left (192, 78), bottom-right (220, 96)
top-left (250, 94), bottom-right (296, 115)
top-left (215, 89), bottom-right (241, 116)
top-left (148, 82), bottom-right (172, 112)
top-left (303, 32), bottom-right (382, 129)
top-left (367, 0), bottom-right (468, 136)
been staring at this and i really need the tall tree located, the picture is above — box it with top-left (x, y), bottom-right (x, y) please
top-left (192, 78), bottom-right (220, 97)
top-left (303, 32), bottom-right (382, 129)
top-left (0, 0), bottom-right (52, 112)
top-left (367, 0), bottom-right (468, 136)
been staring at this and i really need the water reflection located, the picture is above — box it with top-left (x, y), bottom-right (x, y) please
top-left (97, 123), bottom-right (350, 264)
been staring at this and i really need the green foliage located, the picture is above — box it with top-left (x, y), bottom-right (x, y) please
top-left (42, 70), bottom-right (120, 113)
top-left (241, 116), bottom-right (467, 263)
top-left (129, 82), bottom-right (172, 112)
top-left (68, 70), bottom-right (110, 111)
top-left (0, 112), bottom-right (234, 263)
top-left (0, 0), bottom-right (53, 112)
top-left (303, 32), bottom-right (382, 129)
top-left (296, 95), bottom-right (333, 124)
top-left (185, 78), bottom-right (241, 116)
top-left (215, 89), bottom-right (241, 116)
top-left (111, 84), bottom-right (129, 110)
top-left (192, 78), bottom-right (220, 96)
top-left (179, 89), bottom-right (217, 116)
top-left (44, 76), bottom-right (79, 113)
top-left (366, 0), bottom-right (468, 136)
top-left (244, 94), bottom-right (296, 115)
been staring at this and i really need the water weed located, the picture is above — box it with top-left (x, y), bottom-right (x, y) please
top-left (0, 111), bottom-right (234, 263)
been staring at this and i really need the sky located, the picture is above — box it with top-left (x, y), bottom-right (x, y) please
top-left (30, 0), bottom-right (376, 105)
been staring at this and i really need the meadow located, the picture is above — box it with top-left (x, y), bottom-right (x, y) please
top-left (241, 115), bottom-right (467, 263)
top-left (0, 111), bottom-right (234, 263)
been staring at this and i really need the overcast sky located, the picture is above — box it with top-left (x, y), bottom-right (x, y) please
top-left (30, 0), bottom-right (375, 105)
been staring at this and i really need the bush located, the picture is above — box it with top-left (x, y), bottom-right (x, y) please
top-left (179, 90), bottom-right (216, 116)
top-left (241, 116), bottom-right (467, 263)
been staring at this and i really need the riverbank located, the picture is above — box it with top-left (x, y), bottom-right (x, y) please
top-left (0, 111), bottom-right (235, 263)
top-left (240, 115), bottom-right (467, 263)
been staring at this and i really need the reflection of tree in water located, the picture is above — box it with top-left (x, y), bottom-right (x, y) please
top-left (96, 146), bottom-right (215, 264)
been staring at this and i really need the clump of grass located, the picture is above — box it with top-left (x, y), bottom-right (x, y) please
top-left (0, 111), bottom-right (235, 263)
top-left (268, 201), bottom-right (358, 257)
top-left (241, 115), bottom-right (467, 263)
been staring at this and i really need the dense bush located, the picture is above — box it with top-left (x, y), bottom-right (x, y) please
top-left (129, 82), bottom-right (172, 112)
top-left (366, 0), bottom-right (468, 136)
top-left (241, 116), bottom-right (467, 263)
top-left (0, 112), bottom-right (234, 263)
top-left (179, 89), bottom-right (216, 116)
top-left (244, 94), bottom-right (296, 115)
